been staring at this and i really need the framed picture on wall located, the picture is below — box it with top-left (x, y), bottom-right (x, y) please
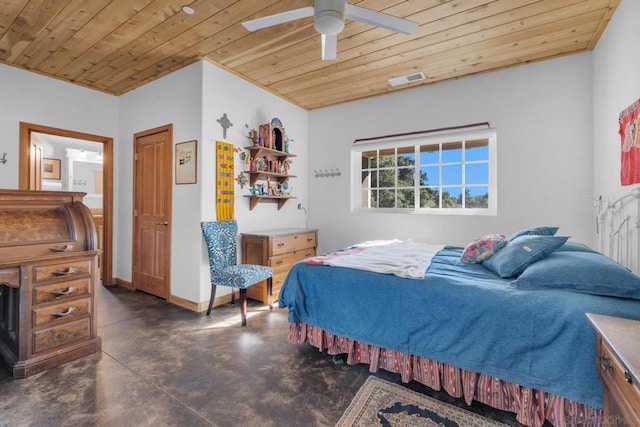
top-left (175, 140), bottom-right (197, 184)
top-left (43, 158), bottom-right (61, 180)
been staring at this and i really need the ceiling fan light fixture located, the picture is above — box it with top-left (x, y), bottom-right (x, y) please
top-left (314, 10), bottom-right (344, 35)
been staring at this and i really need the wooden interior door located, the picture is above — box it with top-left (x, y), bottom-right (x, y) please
top-left (29, 135), bottom-right (43, 190)
top-left (132, 124), bottom-right (173, 299)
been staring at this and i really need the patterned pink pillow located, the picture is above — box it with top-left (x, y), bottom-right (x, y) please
top-left (461, 234), bottom-right (508, 263)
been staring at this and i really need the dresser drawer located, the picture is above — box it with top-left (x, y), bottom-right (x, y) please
top-left (270, 248), bottom-right (316, 272)
top-left (598, 337), bottom-right (640, 424)
top-left (32, 297), bottom-right (92, 327)
top-left (271, 232), bottom-right (317, 255)
top-left (32, 259), bottom-right (92, 284)
top-left (33, 317), bottom-right (91, 353)
top-left (33, 278), bottom-right (91, 305)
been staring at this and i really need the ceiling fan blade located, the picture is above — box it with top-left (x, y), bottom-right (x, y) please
top-left (345, 4), bottom-right (418, 35)
top-left (322, 34), bottom-right (337, 60)
top-left (242, 6), bottom-right (313, 32)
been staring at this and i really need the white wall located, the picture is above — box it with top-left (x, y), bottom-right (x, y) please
top-left (308, 54), bottom-right (594, 253)
top-left (0, 63), bottom-right (118, 189)
top-left (200, 61), bottom-right (309, 302)
top-left (118, 61), bottom-right (308, 304)
top-left (117, 63), bottom-right (204, 303)
top-left (592, 0), bottom-right (640, 213)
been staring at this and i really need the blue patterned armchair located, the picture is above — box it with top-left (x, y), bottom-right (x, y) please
top-left (201, 220), bottom-right (273, 326)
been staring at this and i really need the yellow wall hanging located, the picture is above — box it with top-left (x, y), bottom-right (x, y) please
top-left (216, 141), bottom-right (235, 220)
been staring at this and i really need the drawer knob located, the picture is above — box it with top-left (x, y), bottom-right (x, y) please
top-left (52, 307), bottom-right (76, 317)
top-left (624, 370), bottom-right (633, 384)
top-left (275, 260), bottom-right (284, 266)
top-left (52, 286), bottom-right (77, 296)
top-left (307, 238), bottom-right (313, 242)
top-left (599, 355), bottom-right (613, 373)
top-left (52, 267), bottom-right (77, 276)
top-left (277, 242), bottom-right (285, 248)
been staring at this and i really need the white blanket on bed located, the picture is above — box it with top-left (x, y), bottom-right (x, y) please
top-left (324, 240), bottom-right (445, 279)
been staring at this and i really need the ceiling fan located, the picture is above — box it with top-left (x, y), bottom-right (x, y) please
top-left (242, 0), bottom-right (419, 60)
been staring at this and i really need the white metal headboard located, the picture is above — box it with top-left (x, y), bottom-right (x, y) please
top-left (597, 188), bottom-right (640, 275)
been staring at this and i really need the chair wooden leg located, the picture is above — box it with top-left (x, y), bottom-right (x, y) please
top-left (231, 290), bottom-right (236, 305)
top-left (206, 284), bottom-right (217, 316)
top-left (267, 278), bottom-right (273, 310)
top-left (239, 288), bottom-right (248, 326)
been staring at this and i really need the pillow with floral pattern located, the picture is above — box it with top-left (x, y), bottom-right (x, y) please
top-left (461, 234), bottom-right (508, 263)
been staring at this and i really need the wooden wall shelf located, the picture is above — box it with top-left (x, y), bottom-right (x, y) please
top-left (247, 171), bottom-right (296, 187)
top-left (244, 195), bottom-right (295, 211)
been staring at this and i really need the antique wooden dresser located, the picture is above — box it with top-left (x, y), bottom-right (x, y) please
top-left (0, 190), bottom-right (101, 378)
top-left (587, 313), bottom-right (640, 426)
top-left (241, 228), bottom-right (317, 304)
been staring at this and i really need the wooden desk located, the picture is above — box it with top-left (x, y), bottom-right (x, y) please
top-left (587, 313), bottom-right (640, 426)
top-left (0, 190), bottom-right (101, 378)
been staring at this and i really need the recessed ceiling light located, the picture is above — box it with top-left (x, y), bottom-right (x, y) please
top-left (182, 5), bottom-right (195, 15)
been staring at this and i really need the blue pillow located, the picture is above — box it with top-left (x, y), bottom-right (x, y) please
top-left (510, 251), bottom-right (640, 300)
top-left (482, 235), bottom-right (568, 278)
top-left (555, 241), bottom-right (597, 253)
top-left (508, 226), bottom-right (559, 241)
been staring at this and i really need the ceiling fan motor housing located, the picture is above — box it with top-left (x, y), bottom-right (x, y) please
top-left (314, 0), bottom-right (346, 34)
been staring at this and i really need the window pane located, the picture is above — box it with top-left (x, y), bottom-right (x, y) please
top-left (465, 163), bottom-right (488, 185)
top-left (442, 142), bottom-right (462, 163)
top-left (369, 189), bottom-right (378, 208)
top-left (466, 186), bottom-right (489, 208)
top-left (397, 146), bottom-right (415, 166)
top-left (378, 148), bottom-right (396, 168)
top-left (361, 189), bottom-right (372, 208)
top-left (420, 187), bottom-right (439, 208)
top-left (398, 167), bottom-right (415, 186)
top-left (370, 170), bottom-right (378, 188)
top-left (420, 166), bottom-right (439, 185)
top-left (465, 139), bottom-right (488, 161)
top-left (379, 169), bottom-right (395, 187)
top-left (379, 189), bottom-right (395, 208)
top-left (419, 145), bottom-right (439, 164)
top-left (442, 187), bottom-right (462, 208)
top-left (442, 164), bottom-right (462, 185)
top-left (362, 150), bottom-right (377, 168)
top-left (398, 189), bottom-right (415, 208)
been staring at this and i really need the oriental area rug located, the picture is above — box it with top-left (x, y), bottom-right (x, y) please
top-left (336, 376), bottom-right (509, 427)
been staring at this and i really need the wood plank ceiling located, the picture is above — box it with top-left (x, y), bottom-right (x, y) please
top-left (0, 0), bottom-right (620, 110)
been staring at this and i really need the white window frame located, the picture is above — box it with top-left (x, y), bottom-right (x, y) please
top-left (350, 128), bottom-right (497, 215)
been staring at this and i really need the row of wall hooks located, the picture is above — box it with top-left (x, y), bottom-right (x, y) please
top-left (314, 168), bottom-right (341, 178)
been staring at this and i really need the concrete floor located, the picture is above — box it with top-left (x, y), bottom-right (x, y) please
top-left (0, 285), bottom-right (522, 426)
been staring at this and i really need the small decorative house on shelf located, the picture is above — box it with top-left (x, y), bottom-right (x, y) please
top-left (244, 118), bottom-right (296, 210)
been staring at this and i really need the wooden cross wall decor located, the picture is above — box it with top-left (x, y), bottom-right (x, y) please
top-left (217, 113), bottom-right (233, 139)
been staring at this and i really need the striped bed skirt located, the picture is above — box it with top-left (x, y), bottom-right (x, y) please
top-left (289, 323), bottom-right (603, 427)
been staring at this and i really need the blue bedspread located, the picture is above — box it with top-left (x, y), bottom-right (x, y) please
top-left (279, 246), bottom-right (640, 408)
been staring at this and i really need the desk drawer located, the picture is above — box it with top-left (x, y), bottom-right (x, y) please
top-left (32, 259), bottom-right (92, 284)
top-left (33, 278), bottom-right (91, 305)
top-left (33, 317), bottom-right (91, 353)
top-left (272, 232), bottom-right (316, 255)
top-left (33, 297), bottom-right (91, 327)
top-left (598, 337), bottom-right (640, 424)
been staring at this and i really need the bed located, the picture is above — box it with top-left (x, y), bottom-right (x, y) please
top-left (278, 228), bottom-right (640, 427)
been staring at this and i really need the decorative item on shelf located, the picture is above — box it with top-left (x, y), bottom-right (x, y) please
top-left (314, 168), bottom-right (341, 178)
top-left (259, 119), bottom-right (285, 151)
top-left (245, 124), bottom-right (259, 145)
top-left (235, 146), bottom-right (250, 167)
top-left (0, 153), bottom-right (6, 164)
top-left (235, 172), bottom-right (248, 189)
top-left (217, 113), bottom-right (233, 139)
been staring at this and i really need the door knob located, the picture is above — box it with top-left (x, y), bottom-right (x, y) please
top-left (158, 221), bottom-right (169, 226)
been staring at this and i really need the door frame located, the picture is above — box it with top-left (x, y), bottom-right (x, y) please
top-left (19, 122), bottom-right (114, 286)
top-left (132, 124), bottom-right (173, 299)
